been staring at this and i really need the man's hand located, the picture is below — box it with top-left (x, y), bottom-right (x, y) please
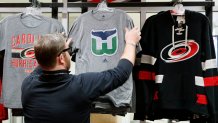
top-left (120, 27), bottom-right (141, 65)
top-left (66, 38), bottom-right (73, 47)
top-left (60, 32), bottom-right (73, 47)
top-left (125, 27), bottom-right (141, 46)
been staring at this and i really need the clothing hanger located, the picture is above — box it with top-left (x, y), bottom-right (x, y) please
top-left (21, 0), bottom-right (42, 20)
top-left (171, 0), bottom-right (185, 15)
top-left (92, 0), bottom-right (114, 14)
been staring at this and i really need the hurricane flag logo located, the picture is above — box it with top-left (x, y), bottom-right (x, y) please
top-left (91, 28), bottom-right (118, 56)
top-left (160, 40), bottom-right (199, 63)
top-left (11, 47), bottom-right (35, 59)
top-left (20, 47), bottom-right (35, 59)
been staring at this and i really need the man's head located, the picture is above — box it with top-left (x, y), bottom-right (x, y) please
top-left (34, 34), bottom-right (72, 71)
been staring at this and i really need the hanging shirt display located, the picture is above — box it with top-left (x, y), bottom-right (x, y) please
top-left (135, 10), bottom-right (218, 122)
top-left (0, 14), bottom-right (64, 108)
top-left (68, 8), bottom-right (138, 112)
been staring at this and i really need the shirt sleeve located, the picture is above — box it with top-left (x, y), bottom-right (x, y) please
top-left (77, 59), bottom-right (133, 101)
top-left (133, 15), bottom-right (157, 120)
top-left (136, 15), bottom-right (157, 90)
top-left (57, 21), bottom-right (65, 33)
top-left (126, 14), bottom-right (134, 29)
top-left (0, 22), bottom-right (5, 51)
top-left (68, 18), bottom-right (83, 51)
top-left (125, 14), bottom-right (142, 54)
top-left (50, 19), bottom-right (65, 34)
top-left (200, 15), bottom-right (218, 123)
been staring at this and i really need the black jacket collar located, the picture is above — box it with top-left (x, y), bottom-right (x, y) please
top-left (42, 69), bottom-right (70, 75)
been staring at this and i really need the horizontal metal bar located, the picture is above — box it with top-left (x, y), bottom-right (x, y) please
top-left (68, 2), bottom-right (215, 7)
top-left (214, 6), bottom-right (218, 12)
top-left (0, 3), bottom-right (63, 8)
top-left (0, 6), bottom-right (207, 13)
top-left (0, 1), bottom-right (215, 8)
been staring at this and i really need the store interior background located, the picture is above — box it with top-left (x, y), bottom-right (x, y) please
top-left (0, 0), bottom-right (217, 123)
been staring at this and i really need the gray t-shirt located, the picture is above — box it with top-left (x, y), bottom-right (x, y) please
top-left (69, 9), bottom-right (135, 107)
top-left (0, 14), bottom-right (64, 108)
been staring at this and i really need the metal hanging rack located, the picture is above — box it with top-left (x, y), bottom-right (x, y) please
top-left (30, 0), bottom-right (40, 8)
top-left (0, 0), bottom-right (214, 22)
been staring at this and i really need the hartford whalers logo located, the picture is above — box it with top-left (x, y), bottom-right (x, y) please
top-left (91, 28), bottom-right (118, 56)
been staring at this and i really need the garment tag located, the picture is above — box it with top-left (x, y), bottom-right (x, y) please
top-left (177, 16), bottom-right (185, 24)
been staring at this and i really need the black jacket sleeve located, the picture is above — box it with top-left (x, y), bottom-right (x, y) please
top-left (78, 59), bottom-right (133, 101)
top-left (133, 15), bottom-right (157, 120)
top-left (200, 16), bottom-right (218, 123)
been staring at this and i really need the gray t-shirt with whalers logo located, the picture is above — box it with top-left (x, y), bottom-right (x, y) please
top-left (69, 9), bottom-right (135, 107)
top-left (0, 14), bottom-right (64, 108)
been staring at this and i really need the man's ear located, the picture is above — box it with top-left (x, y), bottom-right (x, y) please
top-left (58, 54), bottom-right (65, 65)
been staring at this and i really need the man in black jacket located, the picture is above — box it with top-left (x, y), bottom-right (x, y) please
top-left (21, 27), bottom-right (141, 123)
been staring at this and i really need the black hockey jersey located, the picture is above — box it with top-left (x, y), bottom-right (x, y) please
top-left (134, 10), bottom-right (218, 122)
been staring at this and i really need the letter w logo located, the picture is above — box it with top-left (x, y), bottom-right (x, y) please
top-left (91, 28), bottom-right (118, 56)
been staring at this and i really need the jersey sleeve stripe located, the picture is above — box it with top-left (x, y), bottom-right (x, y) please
top-left (141, 55), bottom-right (157, 65)
top-left (201, 59), bottom-right (217, 71)
top-left (195, 76), bottom-right (205, 87)
top-left (196, 94), bottom-right (208, 105)
top-left (138, 71), bottom-right (155, 81)
top-left (155, 75), bottom-right (164, 84)
top-left (204, 76), bottom-right (218, 87)
top-left (195, 76), bottom-right (218, 87)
